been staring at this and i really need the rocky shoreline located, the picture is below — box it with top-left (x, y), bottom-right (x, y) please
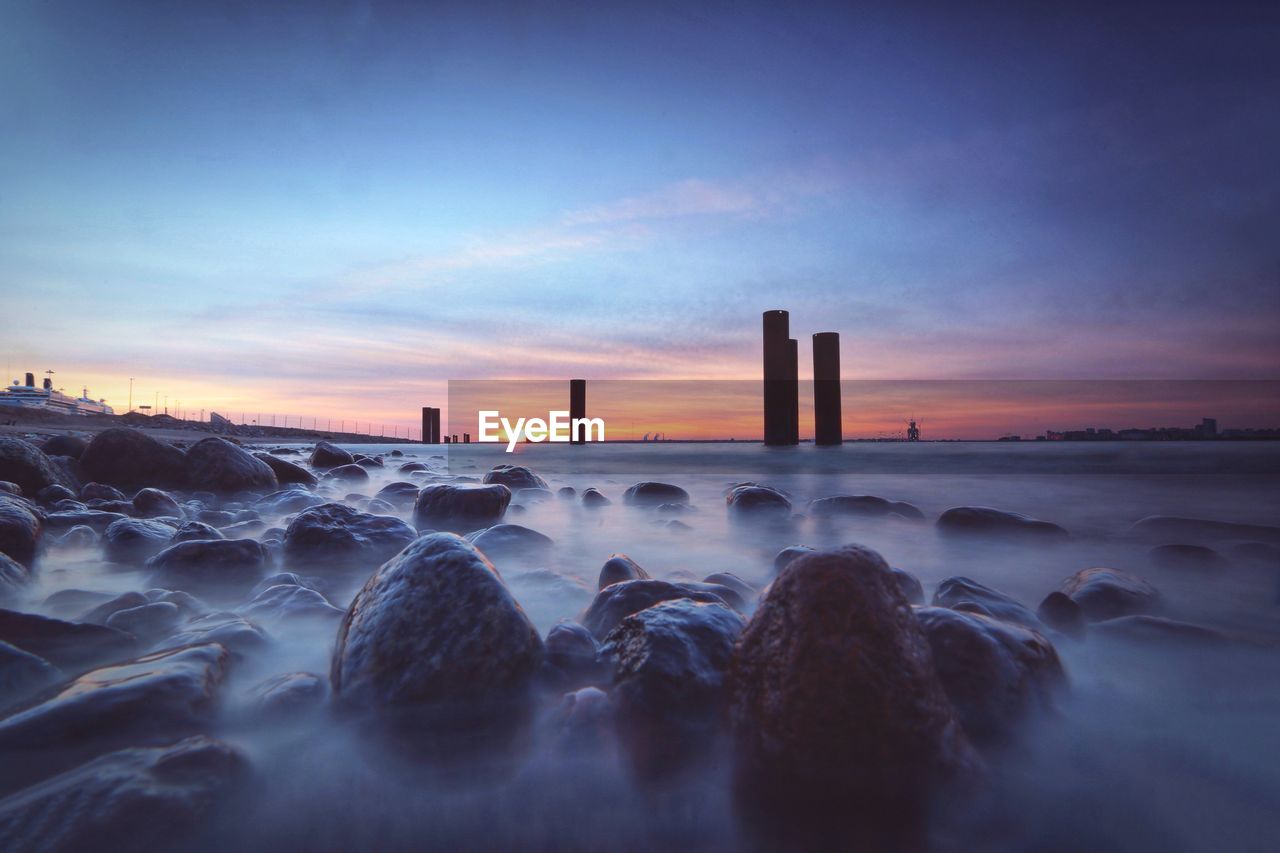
top-left (0, 429), bottom-right (1277, 850)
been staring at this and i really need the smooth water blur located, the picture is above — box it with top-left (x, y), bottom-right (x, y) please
top-left (23, 441), bottom-right (1280, 851)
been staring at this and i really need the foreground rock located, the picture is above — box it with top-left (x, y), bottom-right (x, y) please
top-left (331, 533), bottom-right (543, 757)
top-left (252, 452), bottom-right (318, 486)
top-left (483, 465), bottom-right (549, 491)
top-left (1059, 568), bottom-right (1161, 621)
top-left (0, 609), bottom-right (136, 671)
top-left (283, 503), bottom-right (415, 572)
top-left (729, 545), bottom-right (977, 845)
top-left (184, 438), bottom-right (277, 493)
top-left (413, 483), bottom-right (511, 533)
top-left (916, 607), bottom-right (1065, 744)
top-left (0, 438), bottom-right (76, 497)
top-left (103, 518), bottom-right (175, 565)
top-left (726, 484), bottom-right (791, 517)
top-left (80, 428), bottom-right (188, 490)
top-left (0, 736), bottom-right (246, 852)
top-left (623, 482), bottom-right (689, 506)
top-left (937, 506), bottom-right (1067, 539)
top-left (146, 539), bottom-right (272, 602)
top-left (603, 599), bottom-right (744, 780)
top-left (309, 440), bottom-right (354, 469)
top-left (40, 434), bottom-right (89, 460)
top-left (0, 641), bottom-right (59, 711)
top-left (580, 579), bottom-right (733, 640)
top-left (597, 554), bottom-right (650, 590)
top-left (809, 494), bottom-right (925, 521)
top-left (0, 497), bottom-right (42, 569)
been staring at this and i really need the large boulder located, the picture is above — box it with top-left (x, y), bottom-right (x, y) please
top-left (915, 606), bottom-right (1066, 744)
top-left (330, 533), bottom-right (544, 756)
top-left (932, 576), bottom-right (1041, 629)
top-left (466, 523), bottom-right (553, 565)
top-left (936, 506), bottom-right (1067, 539)
top-left (623, 482), bottom-right (689, 506)
top-left (482, 465), bottom-right (549, 491)
top-left (0, 737), bottom-right (247, 852)
top-left (103, 518), bottom-right (175, 565)
top-left (252, 452), bottom-right (317, 486)
top-left (728, 545), bottom-right (977, 845)
top-left (0, 438), bottom-right (76, 497)
top-left (0, 496), bottom-right (42, 569)
top-left (1059, 568), bottom-right (1161, 621)
top-left (413, 483), bottom-right (511, 533)
top-left (598, 554), bottom-right (650, 590)
top-left (308, 441), bottom-right (353, 469)
top-left (79, 428), bottom-right (188, 490)
top-left (373, 481), bottom-right (421, 510)
top-left (40, 434), bottom-right (89, 460)
top-left (146, 539), bottom-right (272, 602)
top-left (726, 484), bottom-right (791, 517)
top-left (184, 438), bottom-right (277, 493)
top-left (808, 494), bottom-right (925, 521)
top-left (602, 599), bottom-right (744, 780)
top-left (283, 503), bottom-right (416, 572)
top-left (580, 579), bottom-right (733, 640)
top-left (0, 609), bottom-right (137, 671)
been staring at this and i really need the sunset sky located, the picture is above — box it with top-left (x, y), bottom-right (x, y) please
top-left (2, 1), bottom-right (1277, 438)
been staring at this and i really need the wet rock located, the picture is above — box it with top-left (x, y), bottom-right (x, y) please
top-left (41, 589), bottom-right (115, 620)
top-left (170, 520), bottom-right (224, 543)
top-left (105, 602), bottom-right (183, 642)
top-left (80, 428), bottom-right (188, 491)
top-left (726, 484), bottom-right (791, 516)
top-left (54, 524), bottom-right (98, 549)
top-left (0, 554), bottom-right (31, 603)
top-left (37, 484), bottom-right (78, 505)
top-left (543, 621), bottom-right (607, 690)
top-left (44, 509), bottom-right (126, 533)
top-left (773, 544), bottom-right (815, 574)
top-left (1059, 568), bottom-right (1161, 622)
top-left (218, 519), bottom-right (266, 539)
top-left (466, 523), bottom-right (553, 565)
top-left (373, 481), bottom-right (420, 510)
top-left (623, 482), bottom-right (689, 506)
top-left (0, 736), bottom-right (247, 852)
top-left (283, 502), bottom-right (416, 572)
top-left (324, 463), bottom-right (369, 483)
top-left (809, 494), bottom-right (925, 521)
top-left (0, 641), bottom-right (59, 711)
top-left (248, 572), bottom-right (323, 599)
top-left (0, 496), bottom-right (42, 569)
top-left (598, 554), bottom-right (650, 590)
top-left (937, 506), bottom-right (1067, 539)
top-left (82, 592), bottom-right (151, 625)
top-left (0, 483), bottom-right (18, 496)
top-left (309, 441), bottom-right (354, 469)
top-left (250, 671), bottom-right (328, 716)
top-left (184, 438), bottom-right (277, 494)
top-left (604, 599), bottom-right (744, 780)
top-left (49, 498), bottom-right (87, 513)
top-left (558, 487), bottom-right (576, 500)
top-left (580, 579), bottom-right (733, 640)
top-left (330, 533), bottom-right (544, 756)
top-left (166, 613), bottom-right (268, 657)
top-left (40, 434), bottom-right (89, 460)
top-left (197, 509), bottom-right (236, 527)
top-left (1128, 515), bottom-right (1280, 545)
top-left (80, 482), bottom-right (126, 503)
top-left (581, 488), bottom-right (611, 508)
top-left (890, 567), bottom-right (926, 605)
top-left (549, 687), bottom-right (614, 751)
top-left (353, 454), bottom-right (383, 469)
top-left (146, 539), bottom-right (272, 602)
top-left (0, 438), bottom-right (76, 497)
top-left (103, 518), bottom-right (175, 565)
top-left (1231, 542), bottom-right (1280, 564)
top-left (1037, 591), bottom-right (1085, 636)
top-left (398, 462), bottom-right (429, 473)
top-left (131, 487), bottom-right (183, 519)
top-left (916, 606), bottom-right (1066, 744)
top-left (144, 589), bottom-right (209, 618)
top-left (237, 584), bottom-right (343, 626)
top-left (504, 571), bottom-right (594, 633)
top-left (1092, 614), bottom-right (1232, 645)
top-left (483, 464), bottom-right (549, 491)
top-left (252, 452), bottom-right (317, 486)
top-left (1149, 543), bottom-right (1227, 572)
top-left (84, 498), bottom-right (134, 515)
top-left (704, 572), bottom-right (757, 601)
top-left (0, 609), bottom-right (137, 671)
top-left (515, 487), bottom-right (553, 504)
top-left (728, 545), bottom-right (977, 844)
top-left (413, 483), bottom-right (511, 533)
top-left (255, 488), bottom-right (326, 517)
top-left (933, 576), bottom-right (1041, 629)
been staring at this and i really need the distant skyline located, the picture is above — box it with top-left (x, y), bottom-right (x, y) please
top-left (3, 1), bottom-right (1277, 434)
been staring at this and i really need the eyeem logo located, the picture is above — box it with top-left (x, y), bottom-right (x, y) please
top-left (478, 411), bottom-right (605, 452)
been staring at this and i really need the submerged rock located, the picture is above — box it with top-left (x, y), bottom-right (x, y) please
top-left (104, 602), bottom-right (183, 642)
top-left (255, 488), bottom-right (326, 517)
top-left (809, 494), bottom-right (925, 521)
top-left (580, 488), bottom-right (611, 508)
top-left (580, 579), bottom-right (733, 640)
top-left (374, 481), bottom-right (421, 510)
top-left (1092, 614), bottom-right (1232, 645)
top-left (932, 576), bottom-right (1041, 629)
top-left (937, 506), bottom-right (1067, 539)
top-left (39, 434), bottom-right (89, 460)
top-left (54, 524), bottom-right (98, 549)
top-left (0, 641), bottom-right (59, 711)
top-left (80, 428), bottom-right (188, 491)
top-left (185, 438), bottom-right (277, 493)
top-left (0, 609), bottom-right (136, 671)
top-left (598, 554), bottom-right (650, 590)
top-left (772, 544), bottom-right (815, 574)
top-left (166, 614), bottom-right (268, 657)
top-left (1148, 543), bottom-right (1227, 572)
top-left (1037, 591), bottom-right (1085, 636)
top-left (250, 671), bottom-right (328, 716)
top-left (170, 521), bottom-right (224, 543)
top-left (543, 621), bottom-right (605, 690)
top-left (37, 484), bottom-right (78, 505)
top-left (283, 502), bottom-right (416, 572)
top-left (1128, 515), bottom-right (1280, 545)
top-left (324, 463), bottom-right (369, 483)
top-left (413, 483), bottom-right (511, 533)
top-left (0, 497), bottom-right (42, 570)
top-left (466, 523), bottom-right (553, 564)
top-left (0, 554), bottom-right (30, 603)
top-left (81, 591), bottom-right (151, 625)
top-left (237, 584), bottom-right (343, 626)
top-left (43, 509), bottom-right (126, 534)
top-left (623, 482), bottom-right (689, 506)
top-left (103, 518), bottom-right (176, 565)
top-left (728, 545), bottom-right (977, 845)
top-left (146, 539), bottom-right (272, 601)
top-left (79, 482), bottom-right (126, 503)
top-left (131, 487), bottom-right (183, 519)
top-left (252, 452), bottom-right (317, 486)
top-left (1059, 568), bottom-right (1161, 622)
top-left (726, 484), bottom-right (791, 516)
top-left (0, 438), bottom-right (76, 497)
top-left (309, 441), bottom-right (354, 470)
top-left (483, 465), bottom-right (549, 492)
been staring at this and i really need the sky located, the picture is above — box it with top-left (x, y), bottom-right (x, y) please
top-left (1, 0), bottom-right (1277, 438)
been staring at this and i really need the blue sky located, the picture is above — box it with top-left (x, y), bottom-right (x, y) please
top-left (2, 1), bottom-right (1277, 430)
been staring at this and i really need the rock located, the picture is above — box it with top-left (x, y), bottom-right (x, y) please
top-left (353, 454), bottom-right (383, 469)
top-left (132, 487), bottom-right (183, 519)
top-left (726, 484), bottom-right (791, 516)
top-left (398, 462), bottom-right (429, 473)
top-left (104, 602), bottom-right (183, 641)
top-left (1128, 515), bottom-right (1280, 545)
top-left (41, 589), bottom-right (115, 620)
top-left (218, 519), bottom-right (266, 539)
top-left (1037, 591), bottom-right (1085, 636)
top-left (37, 484), bottom-right (78, 505)
top-left (704, 571), bottom-right (756, 601)
top-left (773, 545), bottom-right (815, 574)
top-left (248, 572), bottom-right (321, 599)
top-left (603, 599), bottom-right (744, 779)
top-left (581, 488), bottom-right (611, 508)
top-left (916, 606), bottom-right (1066, 743)
top-left (237, 584), bottom-right (343, 625)
top-left (103, 518), bottom-right (175, 565)
top-left (81, 592), bottom-right (151, 625)
top-left (145, 589), bottom-right (209, 618)
top-left (324, 463), bottom-right (369, 483)
top-left (250, 671), bottom-right (327, 716)
top-left (166, 614), bottom-right (267, 657)
top-left (1059, 568), bottom-right (1161, 622)
top-left (937, 506), bottom-right (1067, 539)
top-left (0, 554), bottom-right (31, 603)
top-left (580, 579), bottom-right (733, 641)
top-left (598, 554), bottom-right (650, 590)
top-left (0, 609), bottom-right (137, 671)
top-left (413, 483), bottom-right (511, 533)
top-left (255, 488), bottom-right (326, 517)
top-left (0, 438), bottom-right (76, 496)
top-left (514, 487), bottom-right (553, 504)
top-left (1149, 543), bottom-right (1227, 572)
top-left (0, 736), bottom-right (246, 852)
top-left (170, 520), bottom-right (225, 543)
top-left (331, 533), bottom-right (544, 757)
top-left (466, 523), bottom-right (553, 564)
top-left (549, 687), bottom-right (614, 751)
top-left (809, 494), bottom-right (925, 521)
top-left (1231, 542), bottom-right (1280, 564)
top-left (623, 482), bottom-right (689, 506)
top-left (309, 441), bottom-right (354, 469)
top-left (543, 621), bottom-right (606, 690)
top-left (80, 428), bottom-right (188, 491)
top-left (146, 539), bottom-right (272, 602)
top-left (80, 482), bottom-right (126, 502)
top-left (728, 545), bottom-right (977, 844)
top-left (373, 481), bottom-right (420, 510)
top-left (84, 498), bottom-right (133, 514)
top-left (252, 452), bottom-right (317, 486)
top-left (0, 641), bottom-right (59, 711)
top-left (184, 438), bottom-right (277, 494)
top-left (932, 576), bottom-right (1041, 629)
top-left (557, 487), bottom-right (576, 500)
top-left (0, 483), bottom-right (18, 496)
top-left (40, 434), bottom-right (89, 459)
top-left (54, 524), bottom-right (98, 549)
top-left (483, 464), bottom-right (549, 491)
top-left (0, 496), bottom-right (42, 569)
top-left (890, 567), bottom-right (926, 605)
top-left (1092, 614), bottom-right (1232, 645)
top-left (283, 503), bottom-right (416, 572)
top-left (196, 509), bottom-right (235, 527)
top-left (43, 509), bottom-right (126, 533)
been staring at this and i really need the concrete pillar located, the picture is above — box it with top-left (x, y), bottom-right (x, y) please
top-left (813, 332), bottom-right (842, 445)
top-left (569, 379), bottom-right (586, 445)
top-left (763, 310), bottom-right (792, 445)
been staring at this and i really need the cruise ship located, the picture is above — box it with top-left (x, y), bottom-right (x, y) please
top-left (0, 371), bottom-right (114, 416)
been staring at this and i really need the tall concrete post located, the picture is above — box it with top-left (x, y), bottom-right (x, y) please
top-left (569, 379), bottom-right (586, 445)
top-left (813, 332), bottom-right (842, 445)
top-left (786, 337), bottom-right (799, 444)
top-left (763, 310), bottom-right (792, 445)
top-left (421, 407), bottom-right (441, 444)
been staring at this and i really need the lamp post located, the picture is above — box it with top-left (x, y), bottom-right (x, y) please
top-left (128, 377), bottom-right (134, 413)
